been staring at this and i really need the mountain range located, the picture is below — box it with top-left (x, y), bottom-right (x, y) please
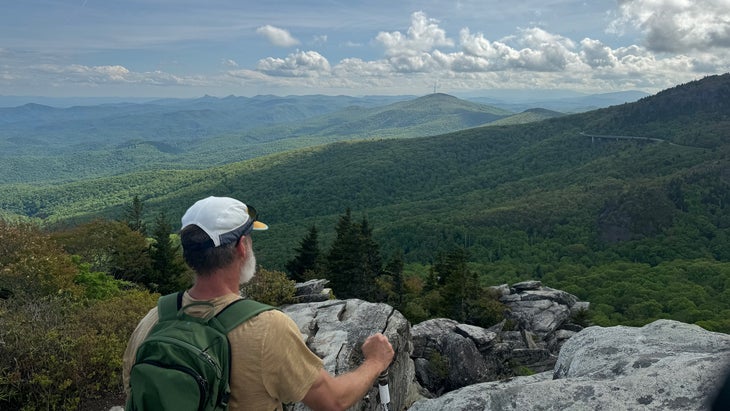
top-left (0, 92), bottom-right (570, 185)
top-left (1, 72), bottom-right (729, 336)
top-left (0, 90), bottom-right (648, 187)
top-left (1, 73), bottom-right (727, 270)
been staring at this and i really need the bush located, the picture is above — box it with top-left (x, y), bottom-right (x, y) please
top-left (51, 219), bottom-right (153, 285)
top-left (240, 267), bottom-right (296, 306)
top-left (0, 221), bottom-right (81, 300)
top-left (0, 290), bottom-right (158, 410)
top-left (0, 220), bottom-right (159, 410)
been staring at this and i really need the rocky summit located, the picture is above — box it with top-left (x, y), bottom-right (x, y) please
top-left (409, 320), bottom-right (730, 410)
top-left (279, 282), bottom-right (729, 411)
top-left (113, 282), bottom-right (730, 411)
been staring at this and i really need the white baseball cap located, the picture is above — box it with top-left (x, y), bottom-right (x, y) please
top-left (181, 196), bottom-right (268, 247)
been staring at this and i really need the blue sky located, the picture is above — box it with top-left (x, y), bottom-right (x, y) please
top-left (1, 0), bottom-right (729, 98)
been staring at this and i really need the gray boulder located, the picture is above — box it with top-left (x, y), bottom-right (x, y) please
top-left (411, 282), bottom-right (588, 396)
top-left (293, 279), bottom-right (332, 303)
top-left (501, 282), bottom-right (583, 339)
top-left (411, 319), bottom-right (502, 395)
top-left (408, 320), bottom-right (730, 410)
top-left (282, 299), bottom-right (423, 410)
top-left (499, 281), bottom-right (589, 373)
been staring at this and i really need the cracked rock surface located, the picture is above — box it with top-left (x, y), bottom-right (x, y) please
top-left (282, 299), bottom-right (424, 410)
top-left (409, 320), bottom-right (730, 411)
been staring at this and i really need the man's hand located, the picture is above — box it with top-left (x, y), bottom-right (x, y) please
top-left (302, 333), bottom-right (395, 410)
top-left (361, 333), bottom-right (394, 372)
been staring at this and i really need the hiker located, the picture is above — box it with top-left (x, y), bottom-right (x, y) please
top-left (122, 196), bottom-right (394, 410)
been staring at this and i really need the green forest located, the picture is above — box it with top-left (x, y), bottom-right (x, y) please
top-left (0, 93), bottom-right (518, 186)
top-left (1, 74), bottom-right (730, 409)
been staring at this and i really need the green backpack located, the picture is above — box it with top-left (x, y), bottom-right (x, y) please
top-left (126, 292), bottom-right (274, 411)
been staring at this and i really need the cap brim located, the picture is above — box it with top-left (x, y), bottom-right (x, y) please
top-left (253, 221), bottom-right (268, 231)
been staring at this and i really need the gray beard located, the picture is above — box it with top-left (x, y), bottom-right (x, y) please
top-left (239, 251), bottom-right (256, 285)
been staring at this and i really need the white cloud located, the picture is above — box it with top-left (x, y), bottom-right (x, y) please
top-left (451, 28), bottom-right (580, 72)
top-left (256, 25), bottom-right (300, 47)
top-left (610, 0), bottom-right (730, 52)
top-left (333, 58), bottom-right (394, 77)
top-left (515, 28), bottom-right (579, 70)
top-left (5, 7), bottom-right (728, 97)
top-left (32, 64), bottom-right (132, 82)
top-left (375, 11), bottom-right (454, 57)
top-left (225, 68), bottom-right (270, 81)
top-left (240, 10), bottom-right (728, 94)
top-left (18, 63), bottom-right (211, 88)
top-left (580, 38), bottom-right (619, 68)
top-left (256, 50), bottom-right (331, 77)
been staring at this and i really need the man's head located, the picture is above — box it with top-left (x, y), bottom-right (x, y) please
top-left (179, 196), bottom-right (267, 280)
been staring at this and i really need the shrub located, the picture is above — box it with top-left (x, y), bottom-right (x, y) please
top-left (240, 267), bottom-right (296, 306)
top-left (51, 219), bottom-right (153, 285)
top-left (0, 289), bottom-right (158, 410)
top-left (0, 221), bottom-right (81, 300)
top-left (0, 220), bottom-right (159, 410)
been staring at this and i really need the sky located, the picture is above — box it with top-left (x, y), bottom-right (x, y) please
top-left (1, 0), bottom-right (729, 99)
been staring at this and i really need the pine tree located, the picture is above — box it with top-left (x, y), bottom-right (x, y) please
top-left (51, 219), bottom-right (152, 284)
top-left (432, 247), bottom-right (503, 327)
top-left (123, 195), bottom-right (147, 235)
top-left (325, 209), bottom-right (360, 299)
top-left (149, 211), bottom-right (188, 294)
top-left (357, 217), bottom-right (382, 301)
top-left (434, 247), bottom-right (472, 322)
top-left (285, 225), bottom-right (322, 282)
top-left (424, 266), bottom-right (439, 292)
top-left (382, 250), bottom-right (405, 309)
top-left (324, 209), bottom-right (383, 301)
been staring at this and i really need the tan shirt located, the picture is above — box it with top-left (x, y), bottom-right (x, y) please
top-left (123, 292), bottom-right (323, 410)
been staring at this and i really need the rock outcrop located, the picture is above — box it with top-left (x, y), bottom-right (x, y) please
top-left (292, 278), bottom-right (332, 303)
top-left (408, 320), bottom-right (730, 410)
top-left (497, 280), bottom-right (589, 366)
top-left (282, 299), bottom-right (424, 410)
top-left (411, 281), bottom-right (589, 396)
top-left (113, 287), bottom-right (729, 411)
top-left (411, 318), bottom-right (504, 395)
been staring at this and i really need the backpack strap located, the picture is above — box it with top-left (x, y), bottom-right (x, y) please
top-left (157, 291), bottom-right (184, 322)
top-left (157, 291), bottom-right (274, 333)
top-left (215, 298), bottom-right (275, 333)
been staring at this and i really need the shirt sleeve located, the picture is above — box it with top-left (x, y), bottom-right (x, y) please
top-left (260, 310), bottom-right (324, 403)
top-left (122, 307), bottom-right (159, 396)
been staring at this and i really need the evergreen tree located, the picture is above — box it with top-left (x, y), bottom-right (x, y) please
top-left (424, 266), bottom-right (439, 292)
top-left (123, 195), bottom-right (147, 235)
top-left (430, 247), bottom-right (504, 327)
top-left (324, 209), bottom-right (383, 301)
top-left (382, 250), bottom-right (405, 309)
top-left (357, 217), bottom-right (382, 300)
top-left (149, 211), bottom-right (188, 294)
top-left (325, 209), bottom-right (360, 298)
top-left (285, 225), bottom-right (322, 282)
top-left (434, 247), bottom-right (473, 321)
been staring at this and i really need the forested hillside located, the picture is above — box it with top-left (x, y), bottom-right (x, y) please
top-left (1, 73), bottom-right (728, 326)
top-left (0, 93), bottom-right (512, 185)
top-left (0, 94), bottom-right (408, 154)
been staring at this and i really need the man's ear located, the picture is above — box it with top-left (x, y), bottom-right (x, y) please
top-left (236, 236), bottom-right (249, 258)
